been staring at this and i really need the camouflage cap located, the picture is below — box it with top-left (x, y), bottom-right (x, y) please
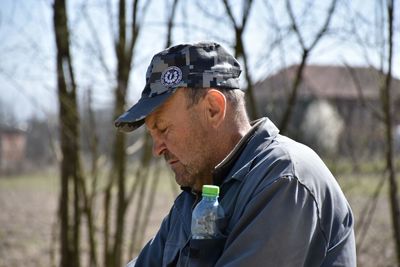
top-left (114, 42), bottom-right (242, 132)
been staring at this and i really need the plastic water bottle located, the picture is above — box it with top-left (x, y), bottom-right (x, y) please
top-left (191, 185), bottom-right (224, 239)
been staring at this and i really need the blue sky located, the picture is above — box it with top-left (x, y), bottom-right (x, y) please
top-left (0, 0), bottom-right (399, 123)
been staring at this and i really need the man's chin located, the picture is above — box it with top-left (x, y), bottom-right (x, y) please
top-left (175, 175), bottom-right (200, 191)
top-left (174, 175), bottom-right (191, 188)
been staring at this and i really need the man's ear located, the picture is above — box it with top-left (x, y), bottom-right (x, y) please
top-left (203, 89), bottom-right (226, 128)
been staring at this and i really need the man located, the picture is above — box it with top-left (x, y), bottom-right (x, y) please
top-left (115, 42), bottom-right (356, 266)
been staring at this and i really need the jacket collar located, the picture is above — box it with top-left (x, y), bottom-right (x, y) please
top-left (213, 117), bottom-right (279, 185)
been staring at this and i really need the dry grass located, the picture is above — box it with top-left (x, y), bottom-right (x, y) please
top-left (0, 168), bottom-right (177, 267)
top-left (0, 169), bottom-right (398, 267)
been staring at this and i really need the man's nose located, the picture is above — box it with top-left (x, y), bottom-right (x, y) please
top-left (152, 137), bottom-right (166, 157)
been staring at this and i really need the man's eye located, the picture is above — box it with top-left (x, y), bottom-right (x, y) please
top-left (159, 127), bottom-right (168, 134)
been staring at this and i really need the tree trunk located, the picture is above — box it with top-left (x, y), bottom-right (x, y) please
top-left (279, 0), bottom-right (337, 134)
top-left (53, 0), bottom-right (82, 266)
top-left (86, 88), bottom-right (99, 267)
top-left (382, 0), bottom-right (400, 265)
top-left (240, 38), bottom-right (259, 120)
top-left (279, 50), bottom-right (308, 134)
top-left (165, 0), bottom-right (180, 48)
top-left (104, 0), bottom-right (141, 266)
top-left (221, 0), bottom-right (258, 120)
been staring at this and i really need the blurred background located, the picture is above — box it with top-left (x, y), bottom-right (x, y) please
top-left (0, 0), bottom-right (399, 266)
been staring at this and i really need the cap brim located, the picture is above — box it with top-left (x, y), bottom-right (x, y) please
top-left (114, 91), bottom-right (174, 132)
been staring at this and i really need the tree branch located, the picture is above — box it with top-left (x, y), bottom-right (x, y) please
top-left (81, 2), bottom-right (113, 81)
top-left (343, 63), bottom-right (384, 121)
top-left (165, 0), bottom-right (180, 48)
top-left (241, 0), bottom-right (254, 27)
top-left (106, 0), bottom-right (117, 50)
top-left (308, 0), bottom-right (338, 50)
top-left (222, 0), bottom-right (238, 29)
top-left (286, 0), bottom-right (306, 50)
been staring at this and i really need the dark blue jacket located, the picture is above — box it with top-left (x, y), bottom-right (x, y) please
top-left (128, 118), bottom-right (356, 267)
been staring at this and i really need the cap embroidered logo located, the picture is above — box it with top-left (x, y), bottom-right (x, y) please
top-left (161, 66), bottom-right (182, 87)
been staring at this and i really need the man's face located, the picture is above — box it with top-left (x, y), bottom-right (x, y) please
top-left (145, 89), bottom-right (214, 191)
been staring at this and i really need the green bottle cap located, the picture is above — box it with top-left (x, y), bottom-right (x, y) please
top-left (202, 185), bottom-right (219, 197)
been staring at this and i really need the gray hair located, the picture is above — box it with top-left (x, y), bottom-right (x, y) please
top-left (183, 87), bottom-right (249, 123)
top-left (183, 87), bottom-right (243, 106)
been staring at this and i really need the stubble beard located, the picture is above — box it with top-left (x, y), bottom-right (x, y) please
top-left (173, 134), bottom-right (215, 191)
top-left (172, 147), bottom-right (214, 191)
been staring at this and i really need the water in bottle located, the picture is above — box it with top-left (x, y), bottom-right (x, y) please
top-left (191, 185), bottom-right (224, 239)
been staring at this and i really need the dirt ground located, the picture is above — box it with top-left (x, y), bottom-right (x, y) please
top-left (0, 173), bottom-right (58, 267)
top-left (0, 170), bottom-right (176, 267)
top-left (0, 170), bottom-right (398, 267)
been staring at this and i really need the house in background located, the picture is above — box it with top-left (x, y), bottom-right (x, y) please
top-left (0, 125), bottom-right (27, 175)
top-left (254, 64), bottom-right (400, 158)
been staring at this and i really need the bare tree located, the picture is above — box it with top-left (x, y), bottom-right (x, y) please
top-left (279, 0), bottom-right (338, 134)
top-left (53, 0), bottom-right (83, 266)
top-left (127, 134), bottom-right (153, 255)
top-left (382, 0), bottom-right (400, 264)
top-left (165, 0), bottom-right (180, 48)
top-left (221, 0), bottom-right (258, 120)
top-left (103, 1), bottom-right (152, 266)
top-left (344, 1), bottom-right (399, 264)
top-left (82, 88), bottom-right (100, 267)
top-left (68, 0), bottom-right (180, 265)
